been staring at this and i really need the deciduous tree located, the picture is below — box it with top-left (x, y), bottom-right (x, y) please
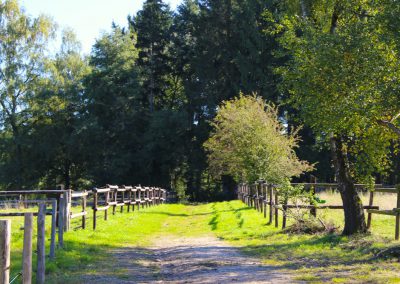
top-left (204, 95), bottom-right (311, 184)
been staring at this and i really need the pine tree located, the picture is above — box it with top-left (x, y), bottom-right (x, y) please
top-left (130, 0), bottom-right (173, 112)
top-left (84, 26), bottom-right (142, 185)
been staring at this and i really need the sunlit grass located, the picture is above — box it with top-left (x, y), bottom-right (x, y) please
top-left (2, 197), bottom-right (400, 283)
top-left (207, 200), bottom-right (400, 283)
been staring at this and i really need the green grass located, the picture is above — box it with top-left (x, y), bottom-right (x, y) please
top-left (3, 200), bottom-right (400, 283)
top-left (207, 201), bottom-right (400, 283)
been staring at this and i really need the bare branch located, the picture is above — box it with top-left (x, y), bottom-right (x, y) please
top-left (377, 119), bottom-right (400, 137)
top-left (390, 112), bottom-right (400, 123)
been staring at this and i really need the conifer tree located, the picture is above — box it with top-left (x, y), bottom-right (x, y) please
top-left (130, 0), bottom-right (173, 112)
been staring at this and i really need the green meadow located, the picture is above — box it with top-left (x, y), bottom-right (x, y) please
top-left (2, 198), bottom-right (400, 283)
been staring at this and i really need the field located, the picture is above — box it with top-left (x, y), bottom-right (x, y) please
top-left (2, 193), bottom-right (400, 283)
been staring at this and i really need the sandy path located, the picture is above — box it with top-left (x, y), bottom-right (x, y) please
top-left (150, 236), bottom-right (293, 284)
top-left (78, 236), bottom-right (293, 284)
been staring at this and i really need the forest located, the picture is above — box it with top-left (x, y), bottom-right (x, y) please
top-left (1, 0), bottom-right (400, 203)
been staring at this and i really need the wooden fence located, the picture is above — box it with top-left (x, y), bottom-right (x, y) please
top-left (237, 182), bottom-right (400, 240)
top-left (91, 185), bottom-right (166, 229)
top-left (0, 184), bottom-right (167, 283)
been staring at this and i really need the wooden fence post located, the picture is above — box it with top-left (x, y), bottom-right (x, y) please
top-left (251, 185), bottom-right (254, 208)
top-left (120, 190), bottom-right (124, 213)
top-left (23, 213), bottom-right (33, 284)
top-left (244, 185), bottom-right (248, 206)
top-left (68, 189), bottom-right (72, 230)
top-left (310, 182), bottom-right (317, 218)
top-left (137, 189), bottom-right (142, 211)
top-left (50, 200), bottom-right (57, 259)
top-left (259, 183), bottom-right (263, 214)
top-left (282, 197), bottom-right (288, 229)
top-left (247, 185), bottom-right (250, 207)
top-left (104, 191), bottom-right (109, 221)
top-left (63, 192), bottom-right (69, 232)
top-left (93, 190), bottom-right (98, 230)
top-left (268, 185), bottom-right (274, 225)
top-left (396, 185), bottom-right (400, 240)
top-left (0, 220), bottom-right (11, 284)
top-left (245, 185), bottom-right (248, 206)
top-left (58, 197), bottom-right (64, 248)
top-left (263, 184), bottom-right (267, 219)
top-left (127, 188), bottom-right (131, 213)
top-left (256, 183), bottom-right (260, 211)
top-left (82, 191), bottom-right (87, 229)
top-left (274, 189), bottom-right (279, 228)
top-left (113, 189), bottom-right (117, 215)
top-left (37, 204), bottom-right (46, 284)
top-left (367, 190), bottom-right (374, 229)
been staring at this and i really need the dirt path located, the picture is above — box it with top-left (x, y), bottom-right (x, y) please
top-left (79, 235), bottom-right (293, 284)
top-left (150, 236), bottom-right (293, 283)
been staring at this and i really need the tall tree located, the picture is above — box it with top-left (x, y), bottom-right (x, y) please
top-left (130, 0), bottom-right (173, 112)
top-left (170, 0), bottom-right (204, 199)
top-left (273, 0), bottom-right (399, 234)
top-left (84, 25), bottom-right (142, 186)
top-left (30, 29), bottom-right (90, 189)
top-left (0, 0), bottom-right (55, 189)
top-left (173, 0), bottom-right (284, 199)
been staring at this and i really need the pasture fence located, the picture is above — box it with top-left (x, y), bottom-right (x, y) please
top-left (0, 184), bottom-right (167, 284)
top-left (238, 182), bottom-right (400, 239)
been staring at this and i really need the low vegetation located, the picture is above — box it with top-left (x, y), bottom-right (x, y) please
top-left (204, 95), bottom-right (311, 184)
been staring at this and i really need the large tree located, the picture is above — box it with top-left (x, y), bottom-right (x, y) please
top-left (130, 0), bottom-right (174, 112)
top-left (273, 0), bottom-right (399, 234)
top-left (30, 29), bottom-right (90, 189)
top-left (84, 25), bottom-right (142, 186)
top-left (0, 0), bottom-right (55, 189)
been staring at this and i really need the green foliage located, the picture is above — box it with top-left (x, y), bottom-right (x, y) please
top-left (272, 0), bottom-right (400, 182)
top-left (0, 0), bottom-right (56, 189)
top-left (84, 25), bottom-right (142, 185)
top-left (130, 0), bottom-right (174, 111)
top-left (204, 94), bottom-right (311, 183)
top-left (30, 28), bottom-right (90, 189)
top-left (2, 0), bottom-right (400, 203)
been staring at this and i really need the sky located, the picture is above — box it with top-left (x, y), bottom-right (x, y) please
top-left (20, 0), bottom-right (182, 55)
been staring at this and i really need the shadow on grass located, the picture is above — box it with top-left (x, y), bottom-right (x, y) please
top-left (209, 214), bottom-right (219, 231)
top-left (237, 233), bottom-right (381, 268)
top-left (141, 207), bottom-right (252, 218)
top-left (140, 211), bottom-right (190, 217)
top-left (48, 239), bottom-right (161, 283)
top-left (52, 237), bottom-right (302, 283)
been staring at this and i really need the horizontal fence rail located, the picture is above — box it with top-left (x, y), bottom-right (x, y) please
top-left (238, 182), bottom-right (400, 240)
top-left (91, 185), bottom-right (166, 230)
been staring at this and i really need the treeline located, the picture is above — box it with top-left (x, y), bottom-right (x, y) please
top-left (1, 0), bottom-right (400, 204)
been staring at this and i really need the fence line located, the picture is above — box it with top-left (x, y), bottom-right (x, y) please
top-left (237, 182), bottom-right (400, 239)
top-left (0, 184), bottom-right (167, 283)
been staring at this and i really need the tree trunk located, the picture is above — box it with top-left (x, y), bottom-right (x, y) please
top-left (10, 118), bottom-right (23, 190)
top-left (330, 135), bottom-right (367, 235)
top-left (149, 43), bottom-right (155, 113)
top-left (64, 160), bottom-right (71, 190)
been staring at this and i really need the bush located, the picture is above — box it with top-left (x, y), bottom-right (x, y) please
top-left (204, 94), bottom-right (312, 184)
